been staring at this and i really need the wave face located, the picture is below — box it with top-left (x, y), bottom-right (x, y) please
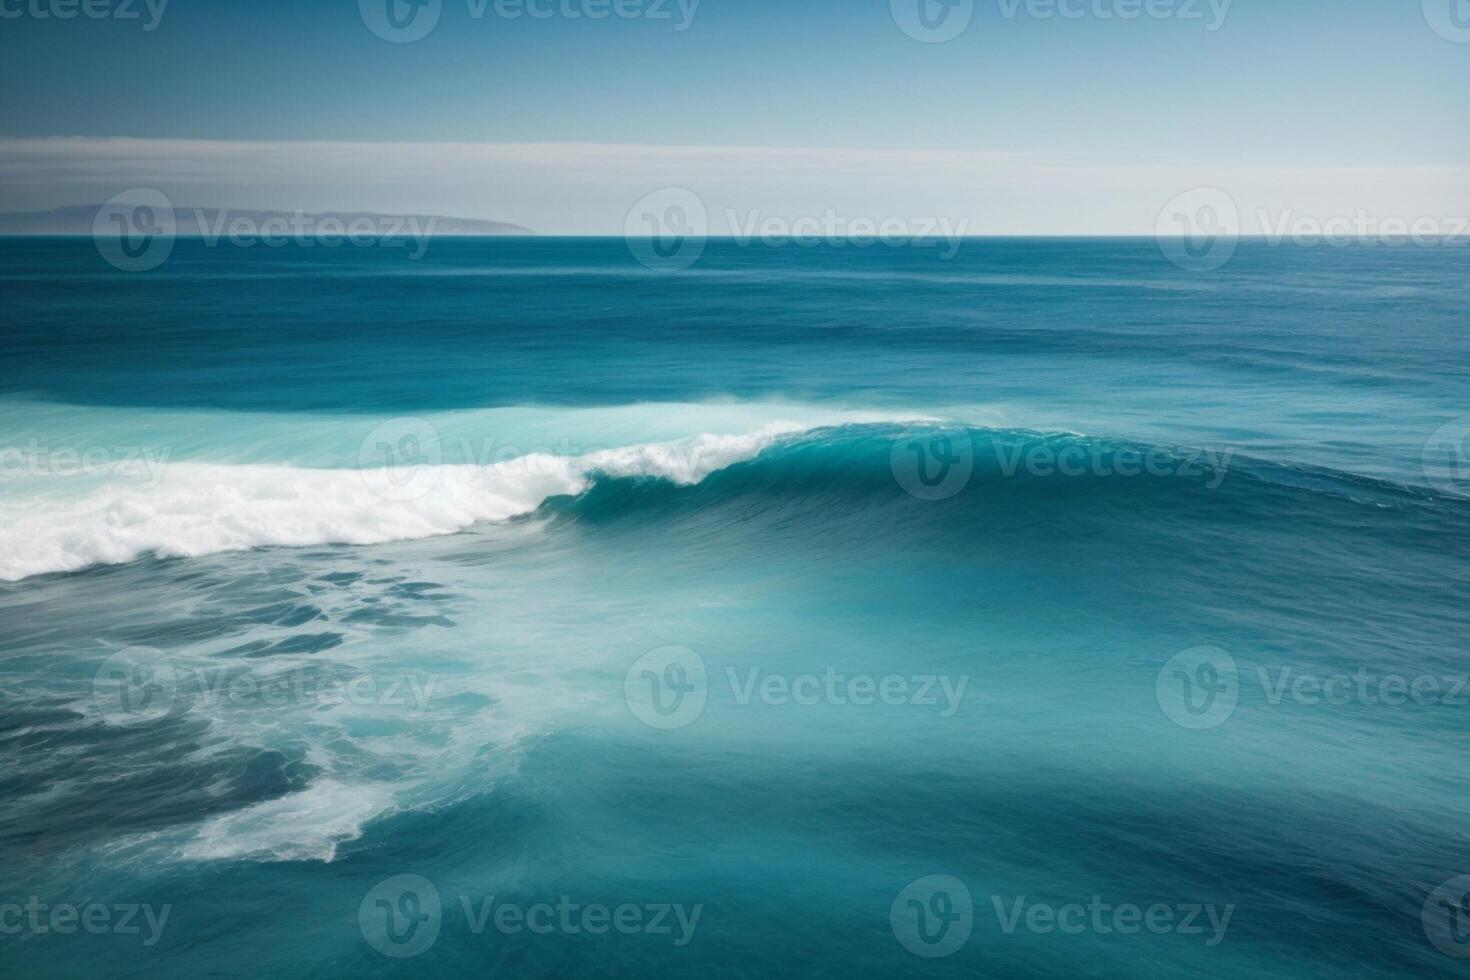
top-left (3, 239), bottom-right (1470, 980)
top-left (3, 405), bottom-right (1460, 584)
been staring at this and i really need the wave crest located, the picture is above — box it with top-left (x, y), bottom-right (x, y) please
top-left (0, 422), bottom-right (823, 581)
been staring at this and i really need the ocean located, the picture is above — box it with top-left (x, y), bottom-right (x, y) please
top-left (1, 236), bottom-right (1468, 977)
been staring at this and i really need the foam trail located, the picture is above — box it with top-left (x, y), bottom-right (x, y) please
top-left (177, 781), bottom-right (396, 864)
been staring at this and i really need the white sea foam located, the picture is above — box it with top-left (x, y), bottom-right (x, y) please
top-left (0, 417), bottom-right (927, 581)
top-left (177, 780), bottom-right (396, 863)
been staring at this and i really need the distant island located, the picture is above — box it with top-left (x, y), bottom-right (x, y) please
top-left (0, 205), bottom-right (533, 236)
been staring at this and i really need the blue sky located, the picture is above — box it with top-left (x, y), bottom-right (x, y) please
top-left (0, 0), bottom-right (1466, 231)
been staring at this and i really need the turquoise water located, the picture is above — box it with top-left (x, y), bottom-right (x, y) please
top-left (1, 237), bottom-right (1468, 977)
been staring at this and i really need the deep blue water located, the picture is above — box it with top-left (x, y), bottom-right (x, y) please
top-left (1, 237), bottom-right (1468, 978)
